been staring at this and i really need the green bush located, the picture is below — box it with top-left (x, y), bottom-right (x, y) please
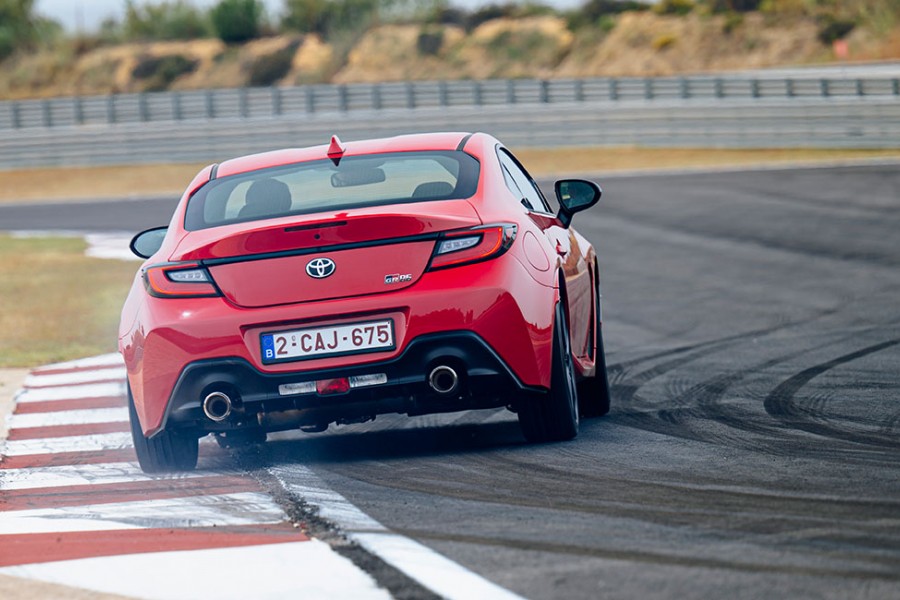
top-left (817, 17), bottom-right (856, 44)
top-left (0, 0), bottom-right (62, 60)
top-left (247, 41), bottom-right (299, 86)
top-left (132, 53), bottom-right (198, 90)
top-left (211, 0), bottom-right (263, 44)
top-left (704, 0), bottom-right (762, 13)
top-left (565, 0), bottom-right (648, 31)
top-left (123, 0), bottom-right (212, 41)
top-left (417, 27), bottom-right (443, 55)
top-left (654, 0), bottom-right (695, 16)
top-left (722, 11), bottom-right (744, 34)
top-left (282, 0), bottom-right (381, 39)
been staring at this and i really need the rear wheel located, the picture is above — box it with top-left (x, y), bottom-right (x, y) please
top-left (578, 267), bottom-right (611, 417)
top-left (518, 302), bottom-right (579, 442)
top-left (128, 384), bottom-right (199, 473)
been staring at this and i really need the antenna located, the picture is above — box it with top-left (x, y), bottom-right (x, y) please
top-left (327, 135), bottom-right (345, 166)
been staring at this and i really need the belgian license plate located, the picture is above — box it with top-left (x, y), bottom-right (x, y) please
top-left (261, 319), bottom-right (394, 363)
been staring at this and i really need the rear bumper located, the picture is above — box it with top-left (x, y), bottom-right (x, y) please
top-left (122, 253), bottom-right (557, 435)
top-left (158, 331), bottom-right (543, 436)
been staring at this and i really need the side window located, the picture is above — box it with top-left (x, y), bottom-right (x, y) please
top-left (498, 149), bottom-right (552, 213)
top-left (499, 162), bottom-right (526, 207)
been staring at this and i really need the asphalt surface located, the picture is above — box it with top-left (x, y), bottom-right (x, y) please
top-left (3, 164), bottom-right (899, 599)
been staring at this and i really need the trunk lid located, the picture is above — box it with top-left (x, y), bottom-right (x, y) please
top-left (173, 200), bottom-right (480, 308)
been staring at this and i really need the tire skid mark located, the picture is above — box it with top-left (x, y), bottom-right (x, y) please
top-left (764, 338), bottom-right (900, 448)
top-left (611, 326), bottom-right (900, 466)
top-left (313, 442), bottom-right (900, 541)
top-left (389, 529), bottom-right (900, 582)
top-left (608, 303), bottom-right (846, 409)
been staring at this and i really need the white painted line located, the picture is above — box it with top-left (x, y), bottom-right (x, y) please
top-left (354, 532), bottom-right (525, 600)
top-left (270, 464), bottom-right (525, 600)
top-left (0, 462), bottom-right (229, 491)
top-left (0, 492), bottom-right (287, 534)
top-left (7, 407), bottom-right (129, 429)
top-left (84, 233), bottom-right (142, 262)
top-left (25, 367), bottom-right (127, 388)
top-left (32, 353), bottom-right (123, 373)
top-left (1, 431), bottom-right (133, 456)
top-left (15, 382), bottom-right (125, 403)
top-left (0, 540), bottom-right (392, 600)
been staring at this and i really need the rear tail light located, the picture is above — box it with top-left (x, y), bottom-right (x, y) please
top-left (428, 224), bottom-right (517, 270)
top-left (144, 262), bottom-right (220, 298)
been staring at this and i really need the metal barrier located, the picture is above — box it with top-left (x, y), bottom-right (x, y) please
top-left (2, 76), bottom-right (899, 131)
top-left (1, 78), bottom-right (898, 168)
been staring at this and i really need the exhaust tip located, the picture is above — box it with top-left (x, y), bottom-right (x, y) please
top-left (429, 365), bottom-right (459, 395)
top-left (203, 391), bottom-right (232, 422)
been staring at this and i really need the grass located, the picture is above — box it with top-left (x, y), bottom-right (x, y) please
top-left (1, 148), bottom-right (899, 203)
top-left (0, 235), bottom-right (138, 367)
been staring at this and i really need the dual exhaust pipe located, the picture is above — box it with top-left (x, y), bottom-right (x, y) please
top-left (203, 365), bottom-right (458, 422)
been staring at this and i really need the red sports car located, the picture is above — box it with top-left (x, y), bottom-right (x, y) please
top-left (121, 132), bottom-right (610, 472)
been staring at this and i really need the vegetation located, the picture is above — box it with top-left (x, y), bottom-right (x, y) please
top-left (0, 0), bottom-right (899, 97)
top-left (211, 0), bottom-right (264, 44)
top-left (123, 0), bottom-right (212, 41)
top-left (0, 235), bottom-right (137, 368)
top-left (247, 40), bottom-right (301, 85)
top-left (0, 0), bottom-right (61, 60)
top-left (132, 53), bottom-right (199, 91)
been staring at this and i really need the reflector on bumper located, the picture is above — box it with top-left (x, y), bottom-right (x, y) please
top-left (278, 373), bottom-right (388, 397)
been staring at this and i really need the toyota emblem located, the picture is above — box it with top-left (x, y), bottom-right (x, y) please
top-left (306, 257), bottom-right (336, 279)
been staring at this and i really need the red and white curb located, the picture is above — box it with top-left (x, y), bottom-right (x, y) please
top-left (0, 354), bottom-right (389, 599)
top-left (0, 354), bottom-right (524, 600)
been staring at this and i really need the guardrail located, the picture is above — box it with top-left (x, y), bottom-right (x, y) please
top-left (2, 76), bottom-right (899, 130)
top-left (2, 77), bottom-right (899, 168)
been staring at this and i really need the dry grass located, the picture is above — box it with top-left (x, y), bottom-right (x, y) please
top-left (513, 147), bottom-right (900, 178)
top-left (1, 148), bottom-right (899, 203)
top-left (0, 163), bottom-right (208, 203)
top-left (0, 235), bottom-right (137, 367)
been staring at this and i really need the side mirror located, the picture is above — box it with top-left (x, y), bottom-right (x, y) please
top-left (130, 226), bottom-right (168, 259)
top-left (555, 179), bottom-right (602, 228)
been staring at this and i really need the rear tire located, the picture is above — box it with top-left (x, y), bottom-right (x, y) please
top-left (518, 303), bottom-right (579, 443)
top-left (128, 384), bottom-right (199, 473)
top-left (578, 325), bottom-right (611, 418)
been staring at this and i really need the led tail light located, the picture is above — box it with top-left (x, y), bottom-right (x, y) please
top-left (144, 262), bottom-right (220, 298)
top-left (428, 224), bottom-right (517, 270)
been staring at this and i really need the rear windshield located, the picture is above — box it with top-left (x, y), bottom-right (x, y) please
top-left (184, 151), bottom-right (480, 231)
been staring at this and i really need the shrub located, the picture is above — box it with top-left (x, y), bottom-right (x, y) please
top-left (246, 41), bottom-right (299, 86)
top-left (132, 53), bottom-right (198, 91)
top-left (652, 33), bottom-right (678, 50)
top-left (722, 11), bottom-right (744, 34)
top-left (417, 27), bottom-right (444, 55)
top-left (123, 0), bottom-right (212, 41)
top-left (211, 0), bottom-right (263, 44)
top-left (565, 0), bottom-right (648, 31)
top-left (0, 0), bottom-right (63, 60)
top-left (705, 0), bottom-right (762, 13)
top-left (654, 0), bottom-right (695, 16)
top-left (818, 17), bottom-right (856, 44)
top-left (282, 0), bottom-right (381, 39)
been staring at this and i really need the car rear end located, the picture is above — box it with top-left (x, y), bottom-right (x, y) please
top-left (120, 134), bottom-right (555, 443)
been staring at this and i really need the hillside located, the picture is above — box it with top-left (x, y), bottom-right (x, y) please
top-left (1, 11), bottom-right (898, 100)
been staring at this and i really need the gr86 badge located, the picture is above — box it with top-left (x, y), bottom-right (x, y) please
top-left (384, 273), bottom-right (413, 285)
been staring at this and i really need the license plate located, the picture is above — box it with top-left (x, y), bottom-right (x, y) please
top-left (261, 319), bottom-right (394, 364)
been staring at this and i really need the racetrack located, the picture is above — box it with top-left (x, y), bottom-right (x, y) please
top-left (2, 163), bottom-right (899, 598)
